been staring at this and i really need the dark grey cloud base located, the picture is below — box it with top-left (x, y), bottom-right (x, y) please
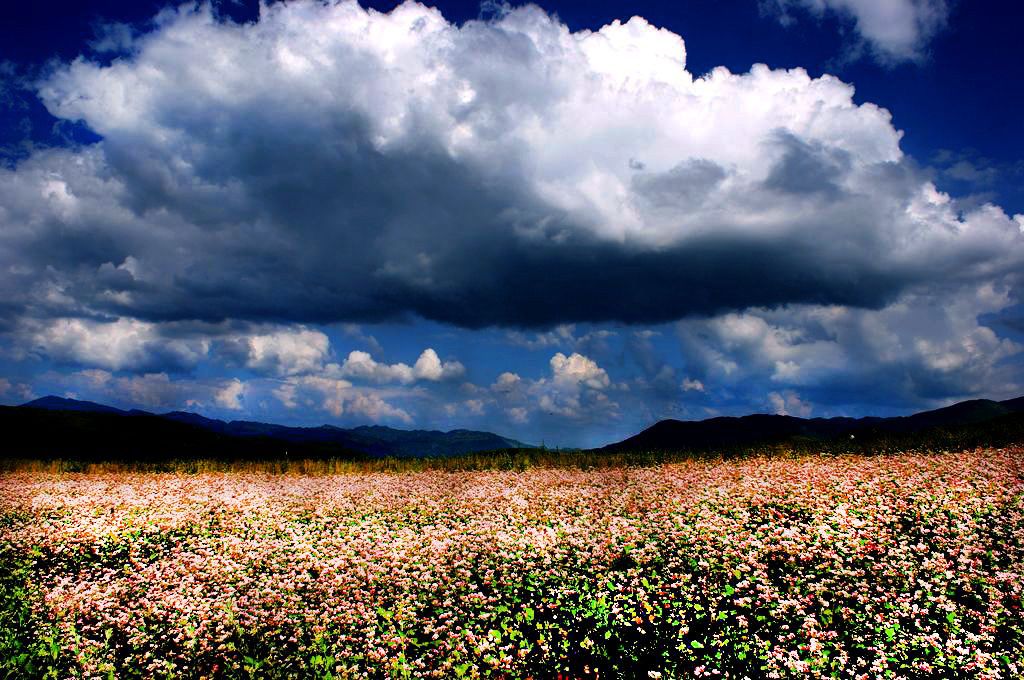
top-left (2, 124), bottom-right (1016, 330)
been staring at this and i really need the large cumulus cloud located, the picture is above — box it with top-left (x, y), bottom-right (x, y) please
top-left (0, 0), bottom-right (1018, 333)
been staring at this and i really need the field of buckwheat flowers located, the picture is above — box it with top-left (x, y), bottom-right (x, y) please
top-left (2, 448), bottom-right (1024, 679)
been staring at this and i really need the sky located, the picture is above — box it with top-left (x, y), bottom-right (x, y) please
top-left (1, 0), bottom-right (1023, 448)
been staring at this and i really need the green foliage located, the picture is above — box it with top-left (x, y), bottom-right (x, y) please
top-left (0, 515), bottom-right (67, 680)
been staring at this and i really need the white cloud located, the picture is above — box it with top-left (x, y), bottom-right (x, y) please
top-left (492, 372), bottom-right (522, 392)
top-left (413, 348), bottom-right (465, 381)
top-left (241, 326), bottom-right (330, 376)
top-left (337, 350), bottom-right (415, 385)
top-left (334, 348), bottom-right (464, 384)
top-left (46, 366), bottom-right (421, 424)
top-left (677, 282), bottom-right (1022, 410)
top-left (507, 407), bottom-right (529, 424)
top-left (18, 317), bottom-right (209, 371)
top-left (77, 368), bottom-right (113, 388)
top-left (681, 377), bottom-right (705, 392)
top-left (272, 382), bottom-right (298, 409)
top-left (52, 369), bottom-right (254, 413)
top-left (550, 352), bottom-right (610, 390)
top-left (768, 389), bottom-right (814, 417)
top-left (214, 378), bottom-right (246, 410)
top-left (763, 0), bottom-right (949, 63)
top-left (488, 352), bottom-right (617, 422)
top-left (445, 398), bottom-right (486, 418)
top-left (284, 375), bottom-right (412, 423)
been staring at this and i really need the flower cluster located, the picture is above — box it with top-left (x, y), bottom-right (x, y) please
top-left (2, 447), bottom-right (1023, 678)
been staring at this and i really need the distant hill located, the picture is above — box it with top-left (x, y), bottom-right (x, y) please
top-left (2, 397), bottom-right (532, 461)
top-left (600, 397), bottom-right (1024, 453)
top-left (22, 395), bottom-right (128, 415)
top-left (8, 394), bottom-right (1024, 463)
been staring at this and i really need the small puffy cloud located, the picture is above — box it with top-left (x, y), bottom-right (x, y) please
top-left (681, 378), bottom-right (705, 392)
top-left (550, 352), bottom-right (610, 390)
top-left (214, 378), bottom-right (246, 411)
top-left (763, 0), bottom-right (949, 63)
top-left (768, 389), bottom-right (813, 417)
top-left (413, 349), bottom-right (466, 381)
top-left (507, 406), bottom-right (529, 424)
top-left (492, 372), bottom-right (523, 393)
top-left (238, 327), bottom-right (330, 376)
top-left (337, 350), bottom-right (415, 385)
top-left (335, 348), bottom-right (463, 384)
top-left (489, 352), bottom-right (616, 422)
top-left (272, 382), bottom-right (298, 409)
top-left (444, 398), bottom-right (486, 418)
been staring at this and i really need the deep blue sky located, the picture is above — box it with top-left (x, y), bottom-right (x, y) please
top-left (1, 0), bottom-right (1022, 446)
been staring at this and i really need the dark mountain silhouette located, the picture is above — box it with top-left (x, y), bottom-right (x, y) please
top-left (7, 395), bottom-right (1024, 462)
top-left (600, 397), bottom-right (1024, 453)
top-left (2, 397), bottom-right (531, 461)
top-left (22, 395), bottom-right (128, 415)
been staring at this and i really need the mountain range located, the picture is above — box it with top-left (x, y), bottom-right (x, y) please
top-left (2, 396), bottom-right (531, 460)
top-left (600, 396), bottom-right (1024, 453)
top-left (3, 394), bottom-right (1024, 461)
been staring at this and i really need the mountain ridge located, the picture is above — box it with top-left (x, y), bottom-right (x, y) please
top-left (9, 394), bottom-right (1024, 460)
top-left (599, 397), bottom-right (1024, 452)
top-left (10, 396), bottom-right (532, 459)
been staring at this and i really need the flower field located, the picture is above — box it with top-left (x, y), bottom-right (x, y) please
top-left (2, 448), bottom-right (1023, 679)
